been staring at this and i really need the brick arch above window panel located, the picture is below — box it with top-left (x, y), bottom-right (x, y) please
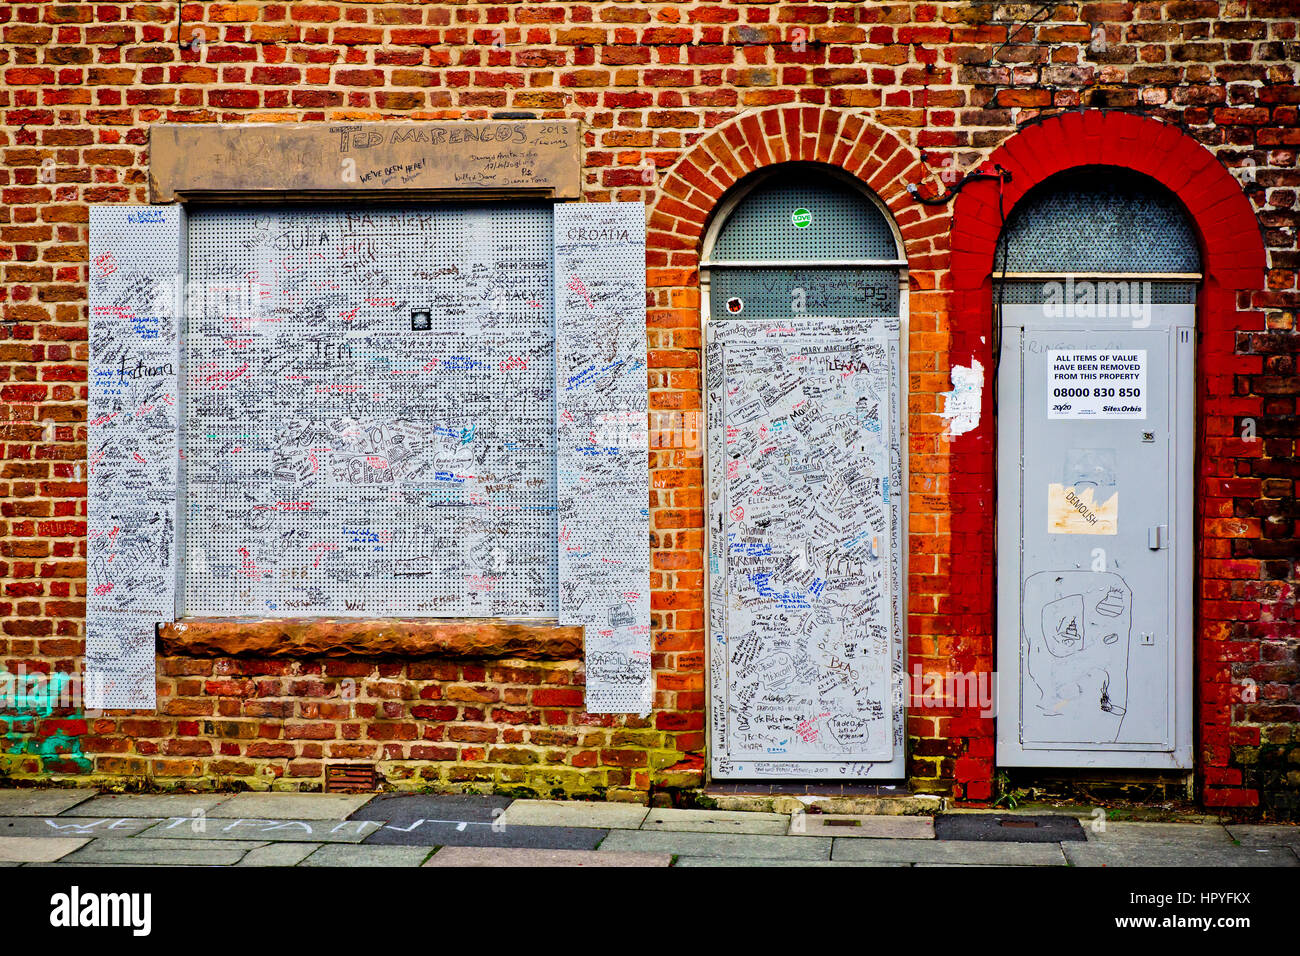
top-left (951, 110), bottom-right (1265, 303)
top-left (648, 105), bottom-right (944, 274)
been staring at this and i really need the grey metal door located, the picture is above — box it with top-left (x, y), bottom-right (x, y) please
top-left (997, 307), bottom-right (1195, 767)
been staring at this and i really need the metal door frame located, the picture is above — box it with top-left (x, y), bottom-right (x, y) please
top-left (700, 164), bottom-right (911, 780)
top-left (995, 296), bottom-right (1196, 769)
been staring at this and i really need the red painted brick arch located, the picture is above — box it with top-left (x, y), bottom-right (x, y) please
top-left (951, 110), bottom-right (1265, 305)
top-left (950, 109), bottom-right (1268, 808)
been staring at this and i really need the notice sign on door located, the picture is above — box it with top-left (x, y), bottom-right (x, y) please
top-left (1047, 350), bottom-right (1147, 419)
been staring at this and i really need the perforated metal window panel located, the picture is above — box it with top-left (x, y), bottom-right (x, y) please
top-left (183, 204), bottom-right (557, 618)
top-left (553, 203), bottom-right (651, 714)
top-left (86, 205), bottom-right (185, 709)
top-left (710, 173), bottom-right (899, 262)
top-left (1000, 168), bottom-right (1200, 274)
top-left (710, 267), bottom-right (899, 320)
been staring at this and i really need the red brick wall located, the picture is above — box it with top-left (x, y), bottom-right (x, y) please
top-left (0, 1), bottom-right (1295, 810)
top-left (122, 655), bottom-right (664, 796)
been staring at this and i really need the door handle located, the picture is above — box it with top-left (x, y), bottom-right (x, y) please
top-left (1147, 525), bottom-right (1168, 550)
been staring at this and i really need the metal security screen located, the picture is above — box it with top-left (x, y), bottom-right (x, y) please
top-left (1000, 168), bottom-right (1200, 274)
top-left (997, 281), bottom-right (1198, 305)
top-left (710, 327), bottom-right (896, 762)
top-left (704, 167), bottom-right (909, 779)
top-left (709, 266), bottom-right (900, 319)
top-left (710, 169), bottom-right (899, 262)
top-left (86, 205), bottom-right (184, 708)
top-left (183, 204), bottom-right (557, 618)
top-left (553, 203), bottom-right (652, 712)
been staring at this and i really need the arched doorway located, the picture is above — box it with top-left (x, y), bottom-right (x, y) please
top-left (702, 163), bottom-right (910, 780)
top-left (993, 167), bottom-right (1201, 769)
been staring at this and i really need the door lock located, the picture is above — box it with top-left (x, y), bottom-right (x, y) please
top-left (1147, 525), bottom-right (1168, 550)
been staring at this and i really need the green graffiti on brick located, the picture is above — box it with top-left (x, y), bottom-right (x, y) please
top-left (0, 668), bottom-right (91, 773)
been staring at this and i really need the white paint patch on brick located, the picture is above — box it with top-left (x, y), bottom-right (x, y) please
top-left (940, 359), bottom-right (984, 438)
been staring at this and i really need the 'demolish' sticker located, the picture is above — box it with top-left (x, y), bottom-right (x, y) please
top-left (1048, 483), bottom-right (1118, 534)
top-left (1048, 447), bottom-right (1119, 534)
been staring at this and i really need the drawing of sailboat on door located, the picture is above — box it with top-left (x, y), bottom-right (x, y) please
top-left (1021, 570), bottom-right (1132, 744)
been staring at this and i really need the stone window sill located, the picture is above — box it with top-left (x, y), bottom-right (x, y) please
top-left (157, 618), bottom-right (582, 661)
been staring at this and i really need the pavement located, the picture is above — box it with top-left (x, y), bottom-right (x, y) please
top-left (0, 788), bottom-right (1296, 867)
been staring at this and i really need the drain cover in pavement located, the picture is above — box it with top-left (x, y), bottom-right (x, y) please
top-left (934, 814), bottom-right (1086, 843)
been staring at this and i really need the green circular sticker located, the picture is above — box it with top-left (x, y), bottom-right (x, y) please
top-left (790, 207), bottom-right (812, 229)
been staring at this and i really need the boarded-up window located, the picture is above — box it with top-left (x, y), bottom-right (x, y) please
top-left (88, 201), bottom-right (650, 713)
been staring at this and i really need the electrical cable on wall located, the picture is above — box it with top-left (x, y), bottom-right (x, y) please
top-left (905, 165), bottom-right (1010, 206)
top-left (992, 172), bottom-right (1011, 417)
top-left (907, 163), bottom-right (1013, 683)
top-left (904, 162), bottom-right (1012, 412)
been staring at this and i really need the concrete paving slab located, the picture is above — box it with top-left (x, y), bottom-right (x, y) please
top-left (1226, 824), bottom-right (1300, 847)
top-left (236, 843), bottom-right (322, 866)
top-left (301, 844), bottom-right (435, 867)
top-left (74, 793), bottom-right (229, 818)
top-left (362, 820), bottom-right (606, 850)
top-left (69, 850), bottom-right (247, 866)
top-left (24, 862), bottom-right (150, 867)
top-left (0, 789), bottom-right (97, 817)
top-left (791, 814), bottom-right (934, 839)
top-left (57, 837), bottom-right (266, 866)
top-left (210, 793), bottom-right (373, 819)
top-left (0, 817), bottom-right (162, 838)
top-left (425, 846), bottom-right (671, 867)
top-left (599, 829), bottom-right (832, 860)
top-left (350, 792), bottom-right (511, 824)
top-left (642, 807), bottom-right (789, 835)
top-left (674, 857), bottom-right (908, 867)
top-left (1086, 822), bottom-right (1232, 846)
top-left (499, 799), bottom-right (648, 830)
top-left (1064, 843), bottom-right (1299, 867)
top-left (0, 836), bottom-right (89, 862)
top-left (833, 839), bottom-right (1067, 866)
top-left (935, 813), bottom-right (1082, 843)
top-left (711, 793), bottom-right (943, 816)
top-left (139, 817), bottom-right (382, 843)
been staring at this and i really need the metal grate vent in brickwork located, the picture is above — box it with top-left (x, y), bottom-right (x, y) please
top-left (1000, 167), bottom-right (1201, 274)
top-left (710, 168), bottom-right (900, 262)
top-left (324, 763), bottom-right (380, 793)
